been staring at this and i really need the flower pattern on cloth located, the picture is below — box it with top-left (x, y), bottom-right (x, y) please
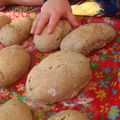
top-left (0, 12), bottom-right (119, 120)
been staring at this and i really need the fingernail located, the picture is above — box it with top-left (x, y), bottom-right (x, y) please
top-left (30, 28), bottom-right (34, 34)
top-left (35, 31), bottom-right (39, 35)
top-left (30, 30), bottom-right (33, 34)
top-left (35, 31), bottom-right (41, 35)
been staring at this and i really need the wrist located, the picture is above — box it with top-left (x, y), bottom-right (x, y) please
top-left (43, 0), bottom-right (73, 4)
top-left (69, 0), bottom-right (82, 4)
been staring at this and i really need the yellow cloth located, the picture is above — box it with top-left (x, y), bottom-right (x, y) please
top-left (71, 2), bottom-right (103, 16)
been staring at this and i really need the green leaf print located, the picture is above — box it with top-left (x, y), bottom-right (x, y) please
top-left (116, 36), bottom-right (120, 42)
top-left (100, 116), bottom-right (105, 120)
top-left (105, 76), bottom-right (113, 81)
top-left (9, 88), bottom-right (25, 102)
top-left (101, 54), bottom-right (114, 58)
top-left (90, 62), bottom-right (99, 70)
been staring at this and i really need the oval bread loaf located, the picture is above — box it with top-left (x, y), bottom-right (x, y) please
top-left (0, 98), bottom-right (33, 120)
top-left (0, 24), bottom-right (23, 46)
top-left (48, 110), bottom-right (89, 120)
top-left (10, 17), bottom-right (33, 39)
top-left (26, 51), bottom-right (91, 104)
top-left (60, 23), bottom-right (116, 55)
top-left (0, 45), bottom-right (31, 86)
top-left (34, 20), bottom-right (72, 52)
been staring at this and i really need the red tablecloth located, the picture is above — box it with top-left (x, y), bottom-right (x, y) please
top-left (0, 12), bottom-right (120, 120)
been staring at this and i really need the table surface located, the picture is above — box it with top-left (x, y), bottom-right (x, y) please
top-left (0, 11), bottom-right (119, 120)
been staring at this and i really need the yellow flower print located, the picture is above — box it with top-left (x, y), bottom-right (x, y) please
top-left (0, 89), bottom-right (10, 98)
top-left (109, 48), bottom-right (114, 51)
top-left (100, 103), bottom-right (109, 113)
top-left (108, 106), bottom-right (120, 120)
top-left (118, 72), bottom-right (120, 77)
top-left (95, 89), bottom-right (107, 100)
top-left (91, 55), bottom-right (100, 61)
top-left (95, 72), bottom-right (103, 78)
top-left (17, 84), bottom-right (25, 91)
top-left (89, 82), bottom-right (97, 91)
top-left (35, 53), bottom-right (43, 59)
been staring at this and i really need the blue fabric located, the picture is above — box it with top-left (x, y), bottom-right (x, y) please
top-left (95, 0), bottom-right (120, 13)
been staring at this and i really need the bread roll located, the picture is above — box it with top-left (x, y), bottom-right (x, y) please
top-left (0, 14), bottom-right (11, 29)
top-left (26, 51), bottom-right (91, 104)
top-left (0, 24), bottom-right (23, 46)
top-left (10, 17), bottom-right (33, 39)
top-left (0, 98), bottom-right (33, 120)
top-left (48, 110), bottom-right (89, 120)
top-left (34, 20), bottom-right (72, 52)
top-left (60, 23), bottom-right (116, 55)
top-left (0, 17), bottom-right (33, 46)
top-left (0, 45), bottom-right (31, 86)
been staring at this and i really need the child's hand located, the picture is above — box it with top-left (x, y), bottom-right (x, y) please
top-left (31, 0), bottom-right (78, 35)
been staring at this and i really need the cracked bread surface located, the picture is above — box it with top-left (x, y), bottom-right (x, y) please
top-left (60, 23), bottom-right (116, 55)
top-left (34, 20), bottom-right (72, 52)
top-left (26, 51), bottom-right (91, 104)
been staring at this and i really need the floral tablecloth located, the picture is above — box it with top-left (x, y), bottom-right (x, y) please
top-left (0, 12), bottom-right (120, 120)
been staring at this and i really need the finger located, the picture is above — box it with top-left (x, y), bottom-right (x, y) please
top-left (35, 13), bottom-right (50, 35)
top-left (31, 14), bottom-right (40, 34)
top-left (47, 14), bottom-right (60, 34)
top-left (66, 12), bottom-right (79, 28)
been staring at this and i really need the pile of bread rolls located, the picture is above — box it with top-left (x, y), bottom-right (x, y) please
top-left (0, 14), bottom-right (116, 120)
top-left (0, 15), bottom-right (33, 86)
top-left (30, 18), bottom-right (116, 104)
top-left (0, 15), bottom-right (33, 46)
